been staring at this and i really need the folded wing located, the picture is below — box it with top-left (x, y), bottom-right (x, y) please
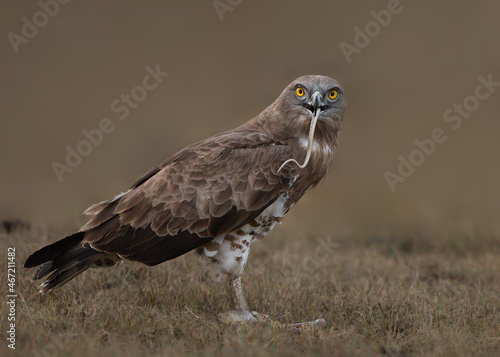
top-left (80, 140), bottom-right (297, 266)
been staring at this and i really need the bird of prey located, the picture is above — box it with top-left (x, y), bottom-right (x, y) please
top-left (25, 75), bottom-right (346, 330)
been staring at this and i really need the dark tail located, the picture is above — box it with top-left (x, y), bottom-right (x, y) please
top-left (24, 232), bottom-right (118, 292)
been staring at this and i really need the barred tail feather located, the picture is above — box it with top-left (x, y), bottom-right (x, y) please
top-left (24, 232), bottom-right (118, 292)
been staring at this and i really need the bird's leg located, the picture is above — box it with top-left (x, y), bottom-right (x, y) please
top-left (218, 276), bottom-right (259, 324)
top-left (232, 275), bottom-right (250, 311)
top-left (232, 276), bottom-right (273, 323)
top-left (218, 277), bottom-right (326, 332)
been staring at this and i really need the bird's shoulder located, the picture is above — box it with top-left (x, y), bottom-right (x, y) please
top-left (132, 125), bottom-right (295, 189)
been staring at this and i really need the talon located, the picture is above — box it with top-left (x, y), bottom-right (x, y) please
top-left (218, 310), bottom-right (257, 324)
top-left (250, 311), bottom-right (271, 322)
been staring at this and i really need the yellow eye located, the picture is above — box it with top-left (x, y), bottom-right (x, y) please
top-left (329, 89), bottom-right (338, 100)
top-left (296, 87), bottom-right (305, 97)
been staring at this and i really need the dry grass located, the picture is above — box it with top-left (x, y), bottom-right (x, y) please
top-left (1, 225), bottom-right (499, 356)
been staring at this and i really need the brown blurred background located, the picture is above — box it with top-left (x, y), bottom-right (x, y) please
top-left (1, 0), bottom-right (499, 237)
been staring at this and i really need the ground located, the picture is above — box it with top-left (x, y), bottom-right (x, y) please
top-left (1, 225), bottom-right (499, 357)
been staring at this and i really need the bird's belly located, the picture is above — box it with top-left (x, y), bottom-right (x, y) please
top-left (199, 203), bottom-right (283, 280)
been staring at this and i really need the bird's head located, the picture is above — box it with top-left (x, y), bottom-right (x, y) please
top-left (269, 75), bottom-right (346, 144)
top-left (280, 75), bottom-right (345, 123)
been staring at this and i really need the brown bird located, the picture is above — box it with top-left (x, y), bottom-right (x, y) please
top-left (25, 75), bottom-right (346, 329)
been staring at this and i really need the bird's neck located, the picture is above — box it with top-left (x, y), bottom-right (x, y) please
top-left (254, 112), bottom-right (340, 186)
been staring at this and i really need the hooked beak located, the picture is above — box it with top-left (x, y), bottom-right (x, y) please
top-left (306, 91), bottom-right (326, 115)
top-left (311, 91), bottom-right (322, 109)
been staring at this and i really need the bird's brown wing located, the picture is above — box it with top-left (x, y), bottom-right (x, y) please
top-left (79, 140), bottom-right (297, 266)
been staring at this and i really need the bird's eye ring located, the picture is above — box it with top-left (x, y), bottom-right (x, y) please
top-left (329, 89), bottom-right (338, 100)
top-left (296, 87), bottom-right (305, 97)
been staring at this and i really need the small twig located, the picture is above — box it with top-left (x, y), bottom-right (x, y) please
top-left (185, 306), bottom-right (203, 320)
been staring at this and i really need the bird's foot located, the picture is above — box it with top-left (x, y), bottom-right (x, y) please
top-left (249, 311), bottom-right (272, 323)
top-left (218, 309), bottom-right (258, 324)
top-left (218, 310), bottom-right (273, 324)
top-left (219, 310), bottom-right (326, 332)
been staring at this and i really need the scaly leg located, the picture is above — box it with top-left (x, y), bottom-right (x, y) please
top-left (218, 276), bottom-right (259, 323)
top-left (218, 276), bottom-right (327, 332)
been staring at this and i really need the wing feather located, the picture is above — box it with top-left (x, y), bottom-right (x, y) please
top-left (79, 131), bottom-right (296, 266)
